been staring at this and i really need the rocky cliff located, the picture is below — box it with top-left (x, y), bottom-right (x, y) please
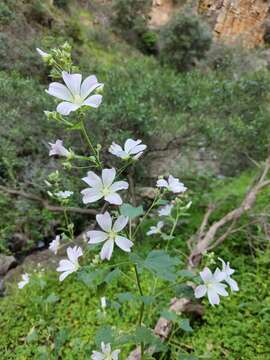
top-left (150, 0), bottom-right (270, 48)
top-left (199, 0), bottom-right (270, 47)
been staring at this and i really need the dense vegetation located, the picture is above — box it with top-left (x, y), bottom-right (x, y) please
top-left (1, 0), bottom-right (270, 359)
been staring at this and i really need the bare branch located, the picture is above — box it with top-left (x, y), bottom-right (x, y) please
top-left (0, 185), bottom-right (97, 216)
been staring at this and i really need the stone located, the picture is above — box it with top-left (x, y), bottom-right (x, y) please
top-left (0, 254), bottom-right (16, 276)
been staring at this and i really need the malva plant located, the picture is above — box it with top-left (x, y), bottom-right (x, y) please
top-left (18, 43), bottom-right (239, 359)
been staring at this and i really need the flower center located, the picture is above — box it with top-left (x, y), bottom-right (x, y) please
top-left (102, 187), bottom-right (111, 196)
top-left (73, 94), bottom-right (83, 105)
top-left (108, 231), bottom-right (117, 241)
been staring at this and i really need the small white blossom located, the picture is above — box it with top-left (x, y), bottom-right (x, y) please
top-left (36, 47), bottom-right (49, 59)
top-left (49, 139), bottom-right (70, 157)
top-left (87, 212), bottom-right (133, 260)
top-left (156, 175), bottom-right (187, 193)
top-left (147, 221), bottom-right (164, 235)
top-left (219, 258), bottom-right (239, 292)
top-left (81, 168), bottom-right (128, 205)
top-left (46, 71), bottom-right (103, 115)
top-left (194, 267), bottom-right (228, 306)
top-left (49, 235), bottom-right (60, 255)
top-left (55, 191), bottom-right (74, 199)
top-left (18, 273), bottom-right (30, 289)
top-left (109, 139), bottom-right (147, 160)
top-left (56, 246), bottom-right (83, 281)
top-left (158, 204), bottom-right (173, 217)
top-left (91, 342), bottom-right (120, 360)
top-left (100, 296), bottom-right (107, 310)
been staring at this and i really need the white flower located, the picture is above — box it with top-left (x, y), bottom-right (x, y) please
top-left (81, 168), bottom-right (128, 205)
top-left (147, 221), bottom-right (164, 235)
top-left (194, 267), bottom-right (228, 306)
top-left (91, 342), bottom-right (120, 360)
top-left (156, 175), bottom-right (187, 193)
top-left (109, 139), bottom-right (147, 160)
top-left (49, 235), bottom-right (60, 255)
top-left (158, 204), bottom-right (173, 217)
top-left (56, 246), bottom-right (83, 281)
top-left (219, 258), bottom-right (239, 292)
top-left (49, 139), bottom-right (70, 157)
top-left (46, 71), bottom-right (103, 115)
top-left (18, 273), bottom-right (30, 289)
top-left (100, 296), bottom-right (107, 310)
top-left (55, 191), bottom-right (74, 199)
top-left (87, 212), bottom-right (133, 260)
top-left (36, 47), bottom-right (49, 59)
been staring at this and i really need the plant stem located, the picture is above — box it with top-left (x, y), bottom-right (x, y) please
top-left (133, 192), bottom-right (161, 238)
top-left (80, 118), bottom-right (102, 169)
top-left (134, 264), bottom-right (145, 358)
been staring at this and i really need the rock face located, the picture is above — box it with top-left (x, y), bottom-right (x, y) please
top-left (198, 0), bottom-right (270, 48)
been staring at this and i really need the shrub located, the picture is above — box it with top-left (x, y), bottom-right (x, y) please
top-left (159, 12), bottom-right (212, 71)
top-left (54, 0), bottom-right (69, 9)
top-left (111, 0), bottom-right (153, 52)
top-left (0, 3), bottom-right (14, 25)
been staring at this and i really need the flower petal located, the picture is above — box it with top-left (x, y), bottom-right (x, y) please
top-left (87, 230), bottom-right (108, 244)
top-left (129, 144), bottom-right (147, 155)
top-left (80, 75), bottom-right (102, 99)
top-left (194, 285), bottom-right (207, 299)
top-left (102, 168), bottom-right (116, 187)
top-left (96, 212), bottom-right (112, 232)
top-left (59, 270), bottom-right (74, 282)
top-left (200, 267), bottom-right (213, 282)
top-left (46, 82), bottom-right (73, 101)
top-left (105, 193), bottom-right (123, 205)
top-left (227, 277), bottom-right (239, 292)
top-left (56, 102), bottom-right (80, 115)
top-left (82, 171), bottom-right (103, 188)
top-left (81, 188), bottom-right (103, 204)
top-left (91, 351), bottom-right (104, 360)
top-left (156, 179), bottom-right (168, 188)
top-left (115, 236), bottom-right (133, 252)
top-left (113, 215), bottom-right (129, 232)
top-left (112, 349), bottom-right (121, 360)
top-left (62, 71), bottom-right (82, 96)
top-left (83, 94), bottom-right (103, 108)
top-left (124, 139), bottom-right (141, 153)
top-left (214, 283), bottom-right (229, 297)
top-left (100, 239), bottom-right (114, 260)
top-left (57, 259), bottom-right (75, 272)
top-left (110, 181), bottom-right (129, 192)
top-left (207, 288), bottom-right (220, 306)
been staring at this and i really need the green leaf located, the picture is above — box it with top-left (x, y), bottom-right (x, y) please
top-left (45, 293), bottom-right (59, 304)
top-left (178, 318), bottom-right (193, 332)
top-left (105, 268), bottom-right (121, 284)
top-left (78, 268), bottom-right (107, 288)
top-left (161, 310), bottom-right (178, 322)
top-left (174, 284), bottom-right (194, 299)
top-left (177, 270), bottom-right (195, 279)
top-left (95, 326), bottom-right (114, 347)
top-left (26, 327), bottom-right (38, 343)
top-left (118, 292), bottom-right (136, 303)
top-left (140, 295), bottom-right (155, 305)
top-left (143, 250), bottom-right (181, 281)
top-left (178, 353), bottom-right (198, 360)
top-left (120, 203), bottom-right (144, 219)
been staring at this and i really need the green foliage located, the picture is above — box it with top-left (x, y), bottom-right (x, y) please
top-left (159, 12), bottom-right (212, 71)
top-left (112, 0), bottom-right (151, 33)
top-left (112, 0), bottom-right (154, 53)
top-left (0, 3), bottom-right (14, 25)
top-left (120, 203), bottom-right (144, 219)
top-left (54, 0), bottom-right (70, 9)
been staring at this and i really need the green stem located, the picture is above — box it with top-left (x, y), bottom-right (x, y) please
top-left (134, 264), bottom-right (145, 358)
top-left (80, 118), bottom-right (102, 169)
top-left (133, 192), bottom-right (161, 239)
